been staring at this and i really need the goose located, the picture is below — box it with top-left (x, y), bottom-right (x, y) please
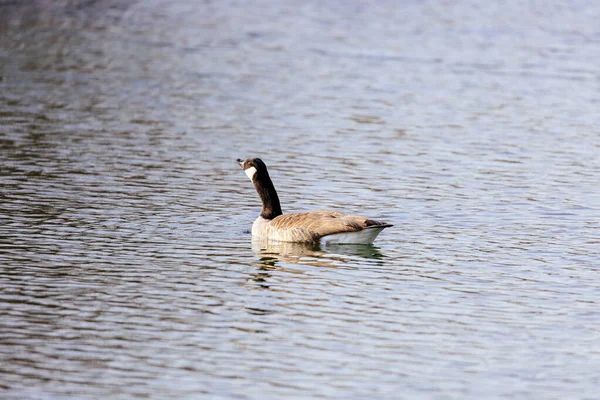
top-left (237, 158), bottom-right (392, 244)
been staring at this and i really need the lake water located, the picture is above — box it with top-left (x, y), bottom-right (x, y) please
top-left (1, 1), bottom-right (599, 399)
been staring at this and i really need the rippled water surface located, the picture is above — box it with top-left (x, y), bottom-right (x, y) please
top-left (1, 1), bottom-right (599, 399)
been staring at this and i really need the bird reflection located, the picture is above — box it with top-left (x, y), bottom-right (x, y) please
top-left (246, 240), bottom-right (386, 289)
top-left (251, 238), bottom-right (385, 269)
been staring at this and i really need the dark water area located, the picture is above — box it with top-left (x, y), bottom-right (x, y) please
top-left (1, 1), bottom-right (599, 399)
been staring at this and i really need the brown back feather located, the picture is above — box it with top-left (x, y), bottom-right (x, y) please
top-left (268, 210), bottom-right (373, 239)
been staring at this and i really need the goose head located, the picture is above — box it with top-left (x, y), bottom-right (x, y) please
top-left (237, 158), bottom-right (267, 181)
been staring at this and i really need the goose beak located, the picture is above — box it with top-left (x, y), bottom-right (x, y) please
top-left (236, 158), bottom-right (244, 168)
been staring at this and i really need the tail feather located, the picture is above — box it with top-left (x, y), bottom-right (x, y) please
top-left (365, 219), bottom-right (393, 228)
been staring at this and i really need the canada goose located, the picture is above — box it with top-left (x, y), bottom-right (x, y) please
top-left (237, 158), bottom-right (392, 244)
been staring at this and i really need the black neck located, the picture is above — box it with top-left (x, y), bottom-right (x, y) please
top-left (253, 170), bottom-right (282, 220)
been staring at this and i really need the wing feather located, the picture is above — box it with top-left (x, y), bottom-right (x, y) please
top-left (268, 210), bottom-right (375, 240)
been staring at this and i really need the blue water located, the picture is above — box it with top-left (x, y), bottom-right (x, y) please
top-left (1, 1), bottom-right (599, 399)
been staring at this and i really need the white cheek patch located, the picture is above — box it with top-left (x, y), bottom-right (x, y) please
top-left (244, 166), bottom-right (257, 180)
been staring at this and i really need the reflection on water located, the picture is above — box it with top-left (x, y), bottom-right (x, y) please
top-left (252, 238), bottom-right (385, 269)
top-left (1, 0), bottom-right (600, 399)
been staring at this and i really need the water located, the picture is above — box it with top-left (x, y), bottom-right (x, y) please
top-left (1, 1), bottom-right (599, 398)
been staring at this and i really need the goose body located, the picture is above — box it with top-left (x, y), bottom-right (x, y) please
top-left (238, 158), bottom-right (392, 244)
